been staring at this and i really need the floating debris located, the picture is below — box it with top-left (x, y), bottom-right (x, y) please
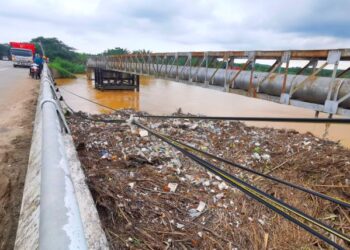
top-left (261, 153), bottom-right (271, 161)
top-left (139, 129), bottom-right (148, 137)
top-left (67, 109), bottom-right (350, 250)
top-left (176, 223), bottom-right (185, 229)
top-left (218, 181), bottom-right (229, 190)
top-left (196, 201), bottom-right (206, 212)
top-left (128, 182), bottom-right (135, 189)
top-left (100, 149), bottom-right (110, 159)
top-left (252, 152), bottom-right (261, 161)
top-left (167, 183), bottom-right (178, 192)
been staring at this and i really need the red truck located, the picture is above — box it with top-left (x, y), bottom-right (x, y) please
top-left (9, 42), bottom-right (36, 67)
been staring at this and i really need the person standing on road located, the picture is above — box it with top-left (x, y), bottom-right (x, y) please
top-left (34, 54), bottom-right (44, 78)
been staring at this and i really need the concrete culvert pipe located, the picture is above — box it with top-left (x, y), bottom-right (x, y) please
top-left (91, 61), bottom-right (350, 109)
top-left (153, 65), bottom-right (350, 109)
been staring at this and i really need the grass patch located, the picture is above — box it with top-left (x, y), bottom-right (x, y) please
top-left (49, 63), bottom-right (76, 78)
top-left (49, 57), bottom-right (85, 78)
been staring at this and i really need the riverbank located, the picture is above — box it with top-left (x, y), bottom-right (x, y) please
top-left (49, 58), bottom-right (85, 78)
top-left (67, 109), bottom-right (350, 249)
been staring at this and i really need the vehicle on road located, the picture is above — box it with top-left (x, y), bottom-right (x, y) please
top-left (10, 48), bottom-right (33, 67)
top-left (9, 42), bottom-right (36, 67)
top-left (29, 63), bottom-right (40, 79)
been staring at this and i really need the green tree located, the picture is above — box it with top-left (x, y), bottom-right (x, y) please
top-left (30, 36), bottom-right (77, 61)
top-left (0, 43), bottom-right (10, 58)
top-left (29, 37), bottom-right (92, 77)
top-left (102, 47), bottom-right (129, 55)
top-left (132, 49), bottom-right (151, 55)
top-left (75, 53), bottom-right (90, 65)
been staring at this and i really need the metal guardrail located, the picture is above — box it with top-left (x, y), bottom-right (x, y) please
top-left (39, 64), bottom-right (87, 250)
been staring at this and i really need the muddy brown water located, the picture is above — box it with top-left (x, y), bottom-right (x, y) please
top-left (56, 75), bottom-right (350, 148)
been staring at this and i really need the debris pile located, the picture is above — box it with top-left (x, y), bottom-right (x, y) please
top-left (67, 110), bottom-right (350, 249)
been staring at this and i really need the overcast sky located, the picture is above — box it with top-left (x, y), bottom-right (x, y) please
top-left (1, 0), bottom-right (349, 54)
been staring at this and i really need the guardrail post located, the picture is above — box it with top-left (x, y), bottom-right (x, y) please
top-left (188, 53), bottom-right (192, 82)
top-left (204, 52), bottom-right (209, 87)
top-left (175, 53), bottom-right (179, 81)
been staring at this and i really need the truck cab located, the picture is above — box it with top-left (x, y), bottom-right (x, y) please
top-left (10, 48), bottom-right (33, 67)
top-left (9, 42), bottom-right (36, 68)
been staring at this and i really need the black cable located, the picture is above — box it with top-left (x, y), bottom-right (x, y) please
top-left (136, 115), bottom-right (350, 124)
top-left (162, 135), bottom-right (350, 209)
top-left (74, 112), bottom-right (126, 124)
top-left (59, 96), bottom-right (75, 114)
top-left (56, 87), bottom-right (350, 124)
top-left (54, 88), bottom-right (348, 246)
top-left (58, 87), bottom-right (349, 207)
top-left (53, 86), bottom-right (348, 247)
top-left (57, 87), bottom-right (350, 124)
top-left (134, 121), bottom-right (347, 249)
top-left (59, 87), bottom-right (118, 112)
top-left (58, 92), bottom-right (126, 124)
top-left (179, 147), bottom-right (345, 249)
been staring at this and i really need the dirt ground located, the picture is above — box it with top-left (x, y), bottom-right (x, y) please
top-left (68, 110), bottom-right (350, 250)
top-left (0, 81), bottom-right (38, 250)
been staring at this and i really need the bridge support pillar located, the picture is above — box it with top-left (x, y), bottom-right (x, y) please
top-left (86, 67), bottom-right (93, 80)
top-left (135, 74), bottom-right (140, 92)
top-left (93, 68), bottom-right (139, 91)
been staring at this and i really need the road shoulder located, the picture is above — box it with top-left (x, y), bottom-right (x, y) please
top-left (0, 80), bottom-right (39, 250)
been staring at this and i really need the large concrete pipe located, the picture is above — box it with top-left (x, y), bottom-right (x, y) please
top-left (89, 59), bottom-right (350, 109)
top-left (145, 64), bottom-right (350, 109)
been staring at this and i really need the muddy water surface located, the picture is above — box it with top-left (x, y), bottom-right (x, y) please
top-left (56, 75), bottom-right (350, 147)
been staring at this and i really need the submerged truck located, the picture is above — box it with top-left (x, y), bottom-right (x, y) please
top-left (9, 42), bottom-right (36, 67)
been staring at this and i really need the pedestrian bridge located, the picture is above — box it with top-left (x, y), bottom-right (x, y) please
top-left (87, 49), bottom-right (350, 117)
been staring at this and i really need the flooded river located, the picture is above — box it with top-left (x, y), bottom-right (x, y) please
top-left (56, 75), bottom-right (350, 147)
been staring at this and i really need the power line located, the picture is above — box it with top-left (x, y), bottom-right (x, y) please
top-left (58, 91), bottom-right (126, 124)
top-left (59, 87), bottom-right (118, 112)
top-left (136, 115), bottom-right (350, 124)
top-left (58, 87), bottom-right (350, 124)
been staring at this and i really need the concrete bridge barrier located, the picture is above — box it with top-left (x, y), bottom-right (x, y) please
top-left (14, 64), bottom-right (108, 250)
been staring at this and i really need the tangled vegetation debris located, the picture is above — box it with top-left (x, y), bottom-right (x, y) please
top-left (67, 110), bottom-right (350, 249)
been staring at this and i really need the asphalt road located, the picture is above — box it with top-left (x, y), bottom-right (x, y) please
top-left (0, 59), bottom-right (38, 249)
top-left (0, 58), bottom-right (39, 161)
top-left (0, 61), bottom-right (34, 108)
